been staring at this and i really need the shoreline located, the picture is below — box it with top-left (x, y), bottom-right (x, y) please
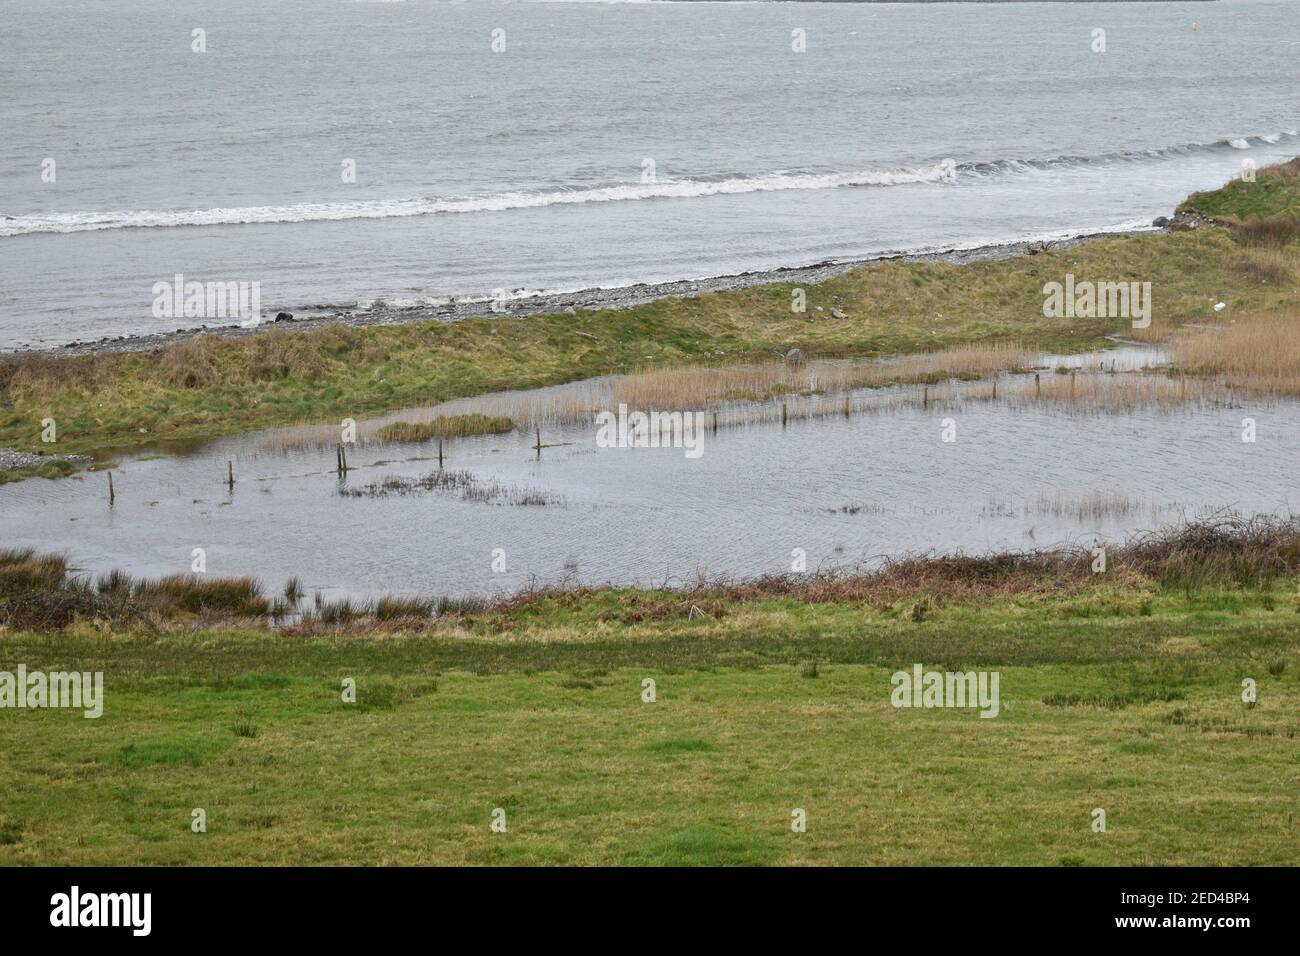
top-left (16, 223), bottom-right (1179, 359)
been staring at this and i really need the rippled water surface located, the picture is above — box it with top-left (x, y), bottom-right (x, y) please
top-left (3, 350), bottom-right (1295, 601)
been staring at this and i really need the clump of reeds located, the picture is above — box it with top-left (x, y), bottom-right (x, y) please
top-left (1121, 514), bottom-right (1300, 590)
top-left (1173, 313), bottom-right (1300, 396)
top-left (97, 568), bottom-right (135, 595)
top-left (0, 548), bottom-right (68, 590)
top-left (376, 414), bottom-right (515, 443)
top-left (310, 593), bottom-right (359, 624)
top-left (0, 551), bottom-right (142, 629)
top-left (1034, 491), bottom-right (1148, 522)
top-left (434, 595), bottom-right (489, 617)
top-left (0, 548), bottom-right (276, 631)
top-left (375, 596), bottom-right (434, 620)
top-left (132, 574), bottom-right (265, 617)
top-left (610, 344), bottom-right (1034, 412)
top-left (999, 366), bottom-right (1228, 412)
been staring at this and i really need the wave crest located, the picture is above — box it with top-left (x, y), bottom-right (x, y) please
top-left (2, 131), bottom-right (1294, 238)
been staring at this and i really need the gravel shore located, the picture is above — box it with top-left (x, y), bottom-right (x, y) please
top-left (0, 448), bottom-right (91, 470)
top-left (9, 226), bottom-right (1175, 360)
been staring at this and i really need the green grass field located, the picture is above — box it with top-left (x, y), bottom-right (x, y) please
top-left (2, 582), bottom-right (1297, 866)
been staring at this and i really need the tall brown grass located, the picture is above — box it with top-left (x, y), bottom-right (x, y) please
top-left (0, 548), bottom-right (266, 631)
top-left (610, 344), bottom-right (1034, 411)
top-left (1173, 313), bottom-right (1300, 396)
top-left (375, 414), bottom-right (515, 442)
top-left (1231, 215), bottom-right (1300, 248)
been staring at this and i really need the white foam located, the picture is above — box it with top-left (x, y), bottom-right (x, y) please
top-left (0, 162), bottom-right (957, 238)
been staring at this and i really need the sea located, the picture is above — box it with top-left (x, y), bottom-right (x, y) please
top-left (1, 0), bottom-right (1297, 349)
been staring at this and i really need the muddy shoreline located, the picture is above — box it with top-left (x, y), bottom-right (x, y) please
top-left (14, 224), bottom-right (1188, 359)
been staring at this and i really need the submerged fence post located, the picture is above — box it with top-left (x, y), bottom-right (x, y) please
top-left (438, 439), bottom-right (444, 469)
top-left (712, 412), bottom-right (718, 434)
top-left (227, 460), bottom-right (234, 490)
top-left (107, 471), bottom-right (114, 504)
top-left (843, 396), bottom-right (850, 418)
top-left (534, 427), bottom-right (542, 457)
top-left (1035, 373), bottom-right (1041, 399)
top-left (781, 402), bottom-right (788, 427)
top-left (923, 386), bottom-right (929, 409)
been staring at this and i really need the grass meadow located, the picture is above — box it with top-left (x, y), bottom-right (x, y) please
top-left (1, 573), bottom-right (1298, 866)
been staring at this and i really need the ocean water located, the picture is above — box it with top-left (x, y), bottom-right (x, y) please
top-left (1, 0), bottom-right (1297, 349)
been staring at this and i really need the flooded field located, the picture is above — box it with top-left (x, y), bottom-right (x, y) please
top-left (1, 346), bottom-right (1295, 603)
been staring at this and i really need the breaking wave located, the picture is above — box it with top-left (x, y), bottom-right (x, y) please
top-left (2, 131), bottom-right (1294, 238)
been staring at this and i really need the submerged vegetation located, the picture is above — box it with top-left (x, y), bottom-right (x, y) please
top-left (339, 467), bottom-right (560, 507)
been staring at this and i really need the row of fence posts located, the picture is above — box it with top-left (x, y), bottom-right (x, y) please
top-left (106, 368), bottom-right (1096, 504)
top-left (104, 377), bottom-right (1029, 503)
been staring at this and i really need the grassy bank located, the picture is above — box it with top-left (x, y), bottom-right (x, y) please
top-left (5, 517), bottom-right (1299, 632)
top-left (1, 160), bottom-right (1296, 461)
top-left (1179, 157), bottom-right (1300, 223)
top-left (1, 520), bottom-right (1297, 865)
top-left (1, 579), bottom-right (1296, 866)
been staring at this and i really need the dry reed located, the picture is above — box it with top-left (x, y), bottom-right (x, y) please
top-left (1173, 313), bottom-right (1300, 397)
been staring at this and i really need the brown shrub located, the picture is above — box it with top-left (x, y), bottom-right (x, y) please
top-left (155, 337), bottom-right (225, 389)
top-left (1232, 214), bottom-right (1300, 248)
